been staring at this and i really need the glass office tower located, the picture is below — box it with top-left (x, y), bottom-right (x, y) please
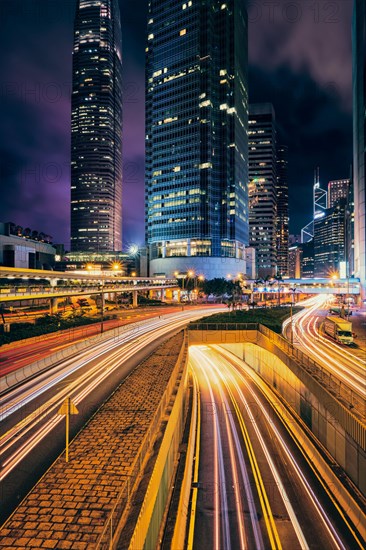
top-left (276, 145), bottom-right (289, 276)
top-left (353, 0), bottom-right (366, 298)
top-left (71, 0), bottom-right (123, 252)
top-left (248, 103), bottom-right (277, 278)
top-left (146, 0), bottom-right (249, 278)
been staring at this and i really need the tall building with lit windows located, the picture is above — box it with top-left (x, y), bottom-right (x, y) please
top-left (145, 0), bottom-right (249, 278)
top-left (71, 0), bottom-right (122, 252)
top-left (276, 144), bottom-right (289, 276)
top-left (353, 0), bottom-right (366, 297)
top-left (248, 103), bottom-right (277, 278)
top-left (328, 179), bottom-right (350, 208)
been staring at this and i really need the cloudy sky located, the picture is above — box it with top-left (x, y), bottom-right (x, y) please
top-left (0, 0), bottom-right (353, 248)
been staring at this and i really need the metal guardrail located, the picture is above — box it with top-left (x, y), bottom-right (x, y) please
top-left (189, 322), bottom-right (260, 331)
top-left (257, 325), bottom-right (365, 417)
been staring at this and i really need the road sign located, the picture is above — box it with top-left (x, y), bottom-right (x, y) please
top-left (58, 397), bottom-right (78, 462)
top-left (3, 323), bottom-right (10, 333)
top-left (58, 398), bottom-right (78, 416)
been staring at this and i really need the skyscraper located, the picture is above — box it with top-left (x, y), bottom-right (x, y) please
top-left (71, 0), bottom-right (123, 253)
top-left (353, 0), bottom-right (366, 297)
top-left (328, 179), bottom-right (350, 208)
top-left (145, 0), bottom-right (249, 278)
top-left (314, 199), bottom-right (347, 278)
top-left (276, 145), bottom-right (289, 276)
top-left (313, 168), bottom-right (327, 220)
top-left (248, 103), bottom-right (277, 278)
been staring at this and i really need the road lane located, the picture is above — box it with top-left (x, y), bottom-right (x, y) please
top-left (0, 305), bottom-right (213, 375)
top-left (283, 295), bottom-right (366, 416)
top-left (0, 308), bottom-right (222, 524)
top-left (188, 345), bottom-right (363, 550)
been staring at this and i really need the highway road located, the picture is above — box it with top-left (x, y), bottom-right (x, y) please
top-left (282, 295), bottom-right (366, 416)
top-left (0, 305), bottom-right (209, 376)
top-left (0, 307), bottom-right (222, 524)
top-left (188, 345), bottom-right (364, 550)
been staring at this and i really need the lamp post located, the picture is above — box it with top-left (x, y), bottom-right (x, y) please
top-left (289, 286), bottom-right (297, 345)
top-left (99, 280), bottom-right (105, 334)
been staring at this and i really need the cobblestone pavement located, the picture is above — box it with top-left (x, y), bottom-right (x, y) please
top-left (0, 332), bottom-right (184, 549)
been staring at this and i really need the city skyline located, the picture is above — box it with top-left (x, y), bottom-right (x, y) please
top-left (0, 0), bottom-right (353, 248)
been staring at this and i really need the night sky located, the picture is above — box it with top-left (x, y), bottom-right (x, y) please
top-left (0, 0), bottom-right (353, 250)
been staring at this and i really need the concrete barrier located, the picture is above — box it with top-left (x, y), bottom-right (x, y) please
top-left (2, 321), bottom-right (143, 391)
top-left (126, 333), bottom-right (189, 550)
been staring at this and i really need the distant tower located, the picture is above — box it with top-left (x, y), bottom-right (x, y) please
top-left (71, 0), bottom-right (123, 252)
top-left (249, 103), bottom-right (277, 278)
top-left (328, 179), bottom-right (350, 208)
top-left (276, 145), bottom-right (289, 276)
top-left (353, 0), bottom-right (366, 296)
top-left (313, 168), bottom-right (327, 219)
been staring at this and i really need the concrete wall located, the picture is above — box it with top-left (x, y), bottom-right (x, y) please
top-left (0, 234), bottom-right (55, 268)
top-left (188, 329), bottom-right (365, 497)
top-left (128, 334), bottom-right (189, 550)
top-left (222, 340), bottom-right (366, 497)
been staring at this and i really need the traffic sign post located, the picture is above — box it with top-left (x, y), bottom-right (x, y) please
top-left (58, 397), bottom-right (78, 462)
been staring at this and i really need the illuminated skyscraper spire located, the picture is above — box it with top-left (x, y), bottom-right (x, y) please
top-left (313, 167), bottom-right (327, 220)
top-left (71, 0), bottom-right (123, 252)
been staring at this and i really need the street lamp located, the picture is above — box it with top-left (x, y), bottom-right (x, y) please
top-left (289, 286), bottom-right (297, 345)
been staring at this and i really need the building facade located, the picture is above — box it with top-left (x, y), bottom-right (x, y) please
top-left (0, 223), bottom-right (56, 269)
top-left (276, 144), bottom-right (289, 276)
top-left (328, 179), bottom-right (350, 208)
top-left (300, 240), bottom-right (314, 278)
top-left (353, 0), bottom-right (366, 297)
top-left (314, 199), bottom-right (347, 278)
top-left (145, 0), bottom-right (249, 279)
top-left (71, 0), bottom-right (123, 253)
top-left (288, 244), bottom-right (302, 279)
top-left (248, 103), bottom-right (277, 278)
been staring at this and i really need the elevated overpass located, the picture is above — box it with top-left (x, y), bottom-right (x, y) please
top-left (250, 277), bottom-right (360, 296)
top-left (0, 267), bottom-right (179, 310)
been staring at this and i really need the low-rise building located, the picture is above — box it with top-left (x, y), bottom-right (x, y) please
top-left (0, 222), bottom-right (56, 269)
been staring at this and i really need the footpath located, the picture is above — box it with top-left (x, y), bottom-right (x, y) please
top-left (0, 331), bottom-right (185, 549)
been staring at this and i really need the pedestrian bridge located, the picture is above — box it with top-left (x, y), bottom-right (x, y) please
top-left (251, 277), bottom-right (360, 295)
top-left (0, 266), bottom-right (178, 305)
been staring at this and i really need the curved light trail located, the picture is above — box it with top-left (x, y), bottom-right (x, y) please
top-left (189, 344), bottom-right (362, 550)
top-left (0, 309), bottom-right (222, 485)
top-left (283, 295), bottom-right (366, 413)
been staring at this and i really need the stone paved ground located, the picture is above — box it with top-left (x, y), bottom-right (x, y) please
top-left (0, 332), bottom-right (184, 549)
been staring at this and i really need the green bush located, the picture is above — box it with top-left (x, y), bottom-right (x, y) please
top-left (0, 315), bottom-right (101, 346)
top-left (190, 306), bottom-right (303, 334)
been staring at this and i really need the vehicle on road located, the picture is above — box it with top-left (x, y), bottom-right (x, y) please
top-left (329, 306), bottom-right (352, 316)
top-left (323, 316), bottom-right (353, 345)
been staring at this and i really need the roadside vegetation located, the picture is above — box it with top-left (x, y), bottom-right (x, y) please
top-left (190, 306), bottom-right (303, 334)
top-left (0, 313), bottom-right (105, 346)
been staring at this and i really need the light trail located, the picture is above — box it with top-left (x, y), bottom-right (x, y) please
top-left (283, 295), bottom-right (366, 408)
top-left (192, 348), bottom-right (265, 550)
top-left (195, 359), bottom-right (231, 550)
top-left (214, 345), bottom-right (361, 550)
top-left (0, 309), bottom-right (222, 483)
